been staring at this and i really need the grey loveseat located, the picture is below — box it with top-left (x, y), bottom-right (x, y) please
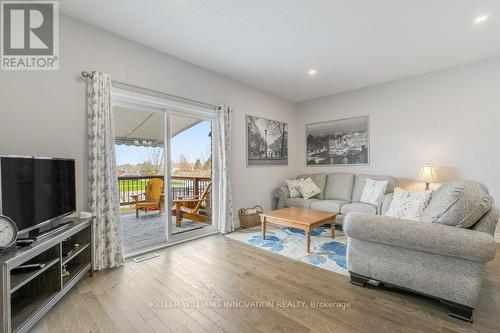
top-left (275, 173), bottom-right (399, 225)
top-left (344, 180), bottom-right (498, 322)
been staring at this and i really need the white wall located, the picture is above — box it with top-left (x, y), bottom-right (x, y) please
top-left (0, 15), bottom-right (297, 225)
top-left (295, 57), bottom-right (500, 232)
top-left (1, 14), bottom-right (498, 233)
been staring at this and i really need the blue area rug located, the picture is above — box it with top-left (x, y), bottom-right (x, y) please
top-left (226, 225), bottom-right (348, 276)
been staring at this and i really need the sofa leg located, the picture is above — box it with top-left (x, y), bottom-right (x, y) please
top-left (440, 300), bottom-right (474, 323)
top-left (349, 272), bottom-right (370, 287)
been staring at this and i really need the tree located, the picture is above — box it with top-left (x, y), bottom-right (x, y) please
top-left (200, 145), bottom-right (212, 176)
top-left (146, 147), bottom-right (164, 175)
top-left (203, 158), bottom-right (212, 171)
top-left (140, 161), bottom-right (156, 176)
top-left (193, 159), bottom-right (203, 170)
top-left (177, 154), bottom-right (191, 171)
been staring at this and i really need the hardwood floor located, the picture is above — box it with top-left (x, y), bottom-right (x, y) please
top-left (32, 235), bottom-right (500, 333)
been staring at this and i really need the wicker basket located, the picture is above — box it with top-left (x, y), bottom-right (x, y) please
top-left (238, 205), bottom-right (263, 228)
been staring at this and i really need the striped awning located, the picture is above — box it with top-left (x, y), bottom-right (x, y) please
top-left (113, 106), bottom-right (201, 147)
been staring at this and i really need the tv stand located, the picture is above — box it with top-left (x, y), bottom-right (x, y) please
top-left (0, 217), bottom-right (92, 333)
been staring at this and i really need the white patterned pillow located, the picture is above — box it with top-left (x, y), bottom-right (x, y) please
top-left (297, 178), bottom-right (321, 199)
top-left (360, 178), bottom-right (388, 205)
top-left (285, 178), bottom-right (305, 198)
top-left (385, 187), bottom-right (433, 220)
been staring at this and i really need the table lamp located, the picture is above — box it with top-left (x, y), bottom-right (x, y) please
top-left (416, 165), bottom-right (437, 190)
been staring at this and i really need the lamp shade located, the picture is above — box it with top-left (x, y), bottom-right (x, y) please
top-left (415, 165), bottom-right (437, 183)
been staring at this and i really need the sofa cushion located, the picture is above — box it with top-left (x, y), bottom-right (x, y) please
top-left (341, 202), bottom-right (377, 215)
top-left (360, 178), bottom-right (388, 205)
top-left (297, 173), bottom-right (327, 199)
top-left (310, 200), bottom-right (349, 213)
top-left (384, 187), bottom-right (432, 220)
top-left (297, 178), bottom-right (322, 199)
top-left (285, 178), bottom-right (304, 198)
top-left (285, 197), bottom-right (319, 209)
top-left (381, 193), bottom-right (394, 216)
top-left (352, 174), bottom-right (398, 203)
top-left (324, 173), bottom-right (355, 201)
top-left (421, 180), bottom-right (492, 228)
top-left (471, 206), bottom-right (499, 236)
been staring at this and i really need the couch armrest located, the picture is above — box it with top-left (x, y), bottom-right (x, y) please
top-left (274, 185), bottom-right (290, 209)
top-left (344, 213), bottom-right (496, 263)
top-left (378, 193), bottom-right (394, 215)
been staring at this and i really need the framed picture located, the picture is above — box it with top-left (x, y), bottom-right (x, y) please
top-left (306, 115), bottom-right (369, 166)
top-left (246, 115), bottom-right (288, 166)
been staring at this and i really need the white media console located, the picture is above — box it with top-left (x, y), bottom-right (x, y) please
top-left (0, 217), bottom-right (92, 332)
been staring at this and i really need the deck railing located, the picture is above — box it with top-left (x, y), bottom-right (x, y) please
top-left (118, 175), bottom-right (211, 206)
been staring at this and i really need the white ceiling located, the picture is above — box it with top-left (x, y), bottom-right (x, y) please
top-left (60, 0), bottom-right (500, 102)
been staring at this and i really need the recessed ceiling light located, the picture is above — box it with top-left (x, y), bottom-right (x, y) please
top-left (475, 15), bottom-right (489, 24)
top-left (308, 69), bottom-right (317, 75)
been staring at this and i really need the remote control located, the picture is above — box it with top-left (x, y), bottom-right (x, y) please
top-left (16, 239), bottom-right (35, 246)
top-left (12, 263), bottom-right (46, 272)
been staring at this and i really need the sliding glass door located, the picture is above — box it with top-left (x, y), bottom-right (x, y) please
top-left (113, 102), bottom-right (167, 253)
top-left (168, 113), bottom-right (215, 239)
top-left (112, 90), bottom-right (218, 255)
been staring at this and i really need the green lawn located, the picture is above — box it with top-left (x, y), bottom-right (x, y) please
top-left (118, 179), bottom-right (191, 193)
top-left (118, 179), bottom-right (148, 192)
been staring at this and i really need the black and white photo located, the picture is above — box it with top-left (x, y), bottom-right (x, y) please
top-left (246, 115), bottom-right (288, 166)
top-left (306, 116), bottom-right (369, 165)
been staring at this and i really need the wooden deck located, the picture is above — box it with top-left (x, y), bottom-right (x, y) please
top-left (120, 211), bottom-right (210, 253)
top-left (31, 235), bottom-right (500, 333)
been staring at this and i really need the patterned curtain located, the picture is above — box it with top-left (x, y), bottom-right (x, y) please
top-left (87, 72), bottom-right (124, 270)
top-left (215, 105), bottom-right (234, 234)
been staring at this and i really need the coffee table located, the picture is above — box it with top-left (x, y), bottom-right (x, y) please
top-left (259, 207), bottom-right (337, 254)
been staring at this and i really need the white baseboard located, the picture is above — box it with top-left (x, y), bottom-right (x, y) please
top-left (495, 233), bottom-right (500, 243)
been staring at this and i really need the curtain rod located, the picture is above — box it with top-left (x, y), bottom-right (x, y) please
top-left (81, 71), bottom-right (218, 110)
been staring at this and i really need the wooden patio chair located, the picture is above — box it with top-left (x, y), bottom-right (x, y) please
top-left (172, 182), bottom-right (212, 227)
top-left (131, 178), bottom-right (164, 218)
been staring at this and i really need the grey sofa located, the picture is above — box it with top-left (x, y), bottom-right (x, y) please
top-left (274, 173), bottom-right (399, 225)
top-left (344, 180), bottom-right (498, 322)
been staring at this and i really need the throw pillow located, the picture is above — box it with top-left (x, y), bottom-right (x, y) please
top-left (285, 178), bottom-right (304, 198)
top-left (360, 178), bottom-right (388, 205)
top-left (420, 180), bottom-right (492, 228)
top-left (384, 187), bottom-right (433, 220)
top-left (297, 178), bottom-right (321, 199)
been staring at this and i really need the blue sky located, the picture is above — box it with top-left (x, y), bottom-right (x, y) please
top-left (116, 121), bottom-right (211, 165)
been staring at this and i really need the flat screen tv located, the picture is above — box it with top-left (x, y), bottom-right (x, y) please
top-left (0, 156), bottom-right (76, 234)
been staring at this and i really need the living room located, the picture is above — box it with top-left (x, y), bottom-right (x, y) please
top-left (0, 1), bottom-right (499, 332)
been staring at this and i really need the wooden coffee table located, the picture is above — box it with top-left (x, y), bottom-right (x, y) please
top-left (259, 207), bottom-right (337, 254)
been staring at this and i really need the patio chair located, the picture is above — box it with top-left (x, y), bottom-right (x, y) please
top-left (172, 182), bottom-right (212, 227)
top-left (131, 178), bottom-right (164, 218)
